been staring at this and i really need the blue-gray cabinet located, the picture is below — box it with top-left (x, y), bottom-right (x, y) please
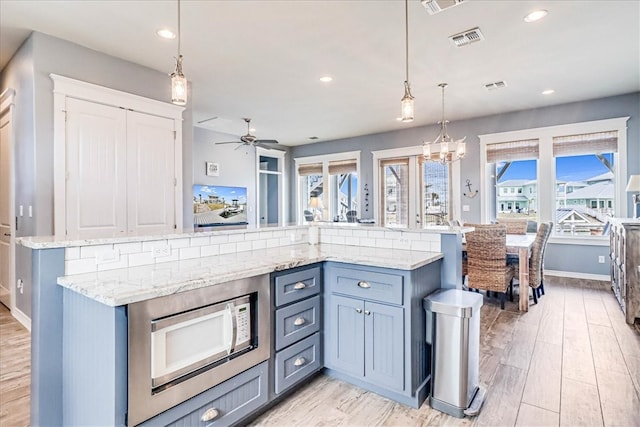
top-left (324, 260), bottom-right (442, 408)
top-left (271, 263), bottom-right (323, 395)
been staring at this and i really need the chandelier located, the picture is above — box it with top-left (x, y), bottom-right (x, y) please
top-left (423, 83), bottom-right (466, 163)
top-left (170, 0), bottom-right (187, 105)
top-left (400, 0), bottom-right (414, 122)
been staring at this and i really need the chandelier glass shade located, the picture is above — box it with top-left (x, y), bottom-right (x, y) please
top-left (170, 0), bottom-right (187, 106)
top-left (400, 0), bottom-right (414, 122)
top-left (423, 83), bottom-right (466, 164)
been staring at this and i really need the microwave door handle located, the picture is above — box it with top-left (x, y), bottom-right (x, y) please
top-left (226, 302), bottom-right (237, 355)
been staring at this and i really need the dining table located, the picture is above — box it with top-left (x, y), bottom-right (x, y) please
top-left (506, 233), bottom-right (537, 312)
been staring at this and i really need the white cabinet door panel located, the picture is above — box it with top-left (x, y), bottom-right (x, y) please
top-left (126, 111), bottom-right (176, 234)
top-left (66, 98), bottom-right (127, 237)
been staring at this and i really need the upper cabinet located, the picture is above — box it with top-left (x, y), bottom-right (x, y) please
top-left (52, 75), bottom-right (184, 238)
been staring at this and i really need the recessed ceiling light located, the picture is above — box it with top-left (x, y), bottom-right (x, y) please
top-left (319, 76), bottom-right (333, 83)
top-left (524, 9), bottom-right (548, 23)
top-left (156, 28), bottom-right (176, 39)
top-left (542, 89), bottom-right (555, 95)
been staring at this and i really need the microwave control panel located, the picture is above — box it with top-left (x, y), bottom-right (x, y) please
top-left (235, 302), bottom-right (251, 345)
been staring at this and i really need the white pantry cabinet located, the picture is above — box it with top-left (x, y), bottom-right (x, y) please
top-left (52, 75), bottom-right (184, 238)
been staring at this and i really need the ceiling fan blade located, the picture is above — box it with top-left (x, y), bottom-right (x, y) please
top-left (254, 139), bottom-right (279, 144)
top-left (215, 141), bottom-right (241, 145)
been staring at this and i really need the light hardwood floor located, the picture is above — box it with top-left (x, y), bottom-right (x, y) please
top-left (1, 277), bottom-right (638, 427)
top-left (0, 304), bottom-right (30, 427)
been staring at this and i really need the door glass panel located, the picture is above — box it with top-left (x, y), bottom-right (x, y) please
top-left (421, 161), bottom-right (449, 226)
top-left (300, 174), bottom-right (323, 222)
top-left (330, 172), bottom-right (358, 222)
top-left (380, 159), bottom-right (409, 227)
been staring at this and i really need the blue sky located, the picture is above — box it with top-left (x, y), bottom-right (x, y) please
top-left (498, 153), bottom-right (614, 183)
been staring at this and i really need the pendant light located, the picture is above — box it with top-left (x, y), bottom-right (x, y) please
top-left (423, 83), bottom-right (466, 164)
top-left (170, 0), bottom-right (187, 105)
top-left (400, 0), bottom-right (414, 122)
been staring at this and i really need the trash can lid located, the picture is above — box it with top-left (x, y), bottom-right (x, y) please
top-left (424, 289), bottom-right (483, 318)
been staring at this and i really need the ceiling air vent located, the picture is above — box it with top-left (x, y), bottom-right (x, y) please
top-left (449, 27), bottom-right (484, 47)
top-left (421, 0), bottom-right (466, 15)
top-left (484, 81), bottom-right (507, 91)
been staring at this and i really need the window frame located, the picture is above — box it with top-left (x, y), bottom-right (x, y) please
top-left (294, 151), bottom-right (361, 223)
top-left (479, 117), bottom-right (629, 245)
top-left (372, 145), bottom-right (461, 227)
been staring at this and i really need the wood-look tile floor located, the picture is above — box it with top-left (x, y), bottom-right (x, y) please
top-left (252, 277), bottom-right (640, 427)
top-left (1, 277), bottom-right (639, 427)
top-left (0, 304), bottom-right (30, 427)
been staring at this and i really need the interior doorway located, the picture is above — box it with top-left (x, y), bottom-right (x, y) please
top-left (257, 148), bottom-right (285, 227)
top-left (0, 89), bottom-right (16, 311)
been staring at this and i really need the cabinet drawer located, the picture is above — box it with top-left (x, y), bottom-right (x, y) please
top-left (329, 266), bottom-right (403, 305)
top-left (274, 266), bottom-right (321, 307)
top-left (275, 296), bottom-right (320, 351)
top-left (138, 361), bottom-right (268, 427)
top-left (275, 333), bottom-right (321, 394)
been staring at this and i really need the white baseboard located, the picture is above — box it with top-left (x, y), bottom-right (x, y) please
top-left (12, 307), bottom-right (31, 332)
top-left (545, 269), bottom-right (609, 282)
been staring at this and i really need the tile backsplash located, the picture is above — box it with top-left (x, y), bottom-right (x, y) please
top-left (64, 225), bottom-right (445, 275)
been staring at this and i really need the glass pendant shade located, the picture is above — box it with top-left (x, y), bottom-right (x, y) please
top-left (400, 0), bottom-right (414, 123)
top-left (401, 82), bottom-right (415, 122)
top-left (171, 62), bottom-right (187, 106)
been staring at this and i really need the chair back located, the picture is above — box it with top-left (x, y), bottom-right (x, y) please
top-left (304, 210), bottom-right (314, 222)
top-left (539, 221), bottom-right (553, 277)
top-left (465, 224), bottom-right (510, 292)
top-left (346, 210), bottom-right (357, 223)
top-left (498, 219), bottom-right (528, 235)
top-left (528, 222), bottom-right (551, 288)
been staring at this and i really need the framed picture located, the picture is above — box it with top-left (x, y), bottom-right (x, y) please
top-left (206, 162), bottom-right (219, 177)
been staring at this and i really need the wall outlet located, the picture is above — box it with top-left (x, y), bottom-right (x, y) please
top-left (16, 279), bottom-right (23, 294)
top-left (153, 245), bottom-right (171, 258)
top-left (463, 205), bottom-right (470, 212)
top-left (598, 255), bottom-right (605, 263)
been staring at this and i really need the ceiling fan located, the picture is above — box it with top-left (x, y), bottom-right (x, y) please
top-left (215, 118), bottom-right (279, 150)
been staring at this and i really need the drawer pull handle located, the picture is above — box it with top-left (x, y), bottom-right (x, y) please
top-left (294, 357), bottom-right (306, 367)
top-left (364, 310), bottom-right (371, 316)
top-left (201, 408), bottom-right (219, 422)
top-left (355, 308), bottom-right (362, 313)
top-left (357, 281), bottom-right (371, 289)
top-left (294, 317), bottom-right (306, 326)
top-left (293, 282), bottom-right (306, 290)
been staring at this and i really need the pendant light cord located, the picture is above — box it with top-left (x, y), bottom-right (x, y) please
top-left (177, 0), bottom-right (181, 57)
top-left (405, 0), bottom-right (409, 82)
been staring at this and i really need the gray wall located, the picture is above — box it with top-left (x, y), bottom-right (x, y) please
top-left (192, 126), bottom-right (290, 228)
top-left (1, 31), bottom-right (195, 235)
top-left (290, 92), bottom-right (640, 276)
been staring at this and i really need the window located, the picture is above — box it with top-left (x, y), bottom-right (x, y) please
top-left (373, 146), bottom-right (457, 228)
top-left (480, 117), bottom-right (628, 241)
top-left (295, 152), bottom-right (360, 223)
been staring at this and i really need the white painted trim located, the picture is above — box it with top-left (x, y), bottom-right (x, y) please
top-left (50, 74), bottom-right (184, 119)
top-left (545, 270), bottom-right (609, 282)
top-left (256, 147), bottom-right (286, 227)
top-left (0, 88), bottom-right (16, 314)
top-left (548, 236), bottom-right (609, 246)
top-left (372, 145), bottom-right (423, 158)
top-left (52, 75), bottom-right (185, 237)
top-left (479, 116), bottom-right (630, 225)
top-left (12, 306), bottom-right (31, 332)
top-left (294, 150), bottom-right (361, 223)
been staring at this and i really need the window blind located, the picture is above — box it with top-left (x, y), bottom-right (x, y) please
top-left (486, 139), bottom-right (539, 163)
top-left (328, 159), bottom-right (357, 175)
top-left (297, 162), bottom-right (323, 176)
top-left (553, 130), bottom-right (618, 156)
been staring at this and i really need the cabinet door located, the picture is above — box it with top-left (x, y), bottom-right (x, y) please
top-left (66, 98), bottom-right (127, 237)
top-left (364, 301), bottom-right (404, 391)
top-left (327, 295), bottom-right (364, 377)
top-left (126, 111), bottom-right (176, 234)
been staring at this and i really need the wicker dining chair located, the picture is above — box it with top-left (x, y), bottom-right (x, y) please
top-left (465, 224), bottom-right (516, 309)
top-left (497, 218), bottom-right (528, 235)
top-left (513, 222), bottom-right (553, 304)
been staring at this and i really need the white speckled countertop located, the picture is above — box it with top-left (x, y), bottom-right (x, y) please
top-left (57, 243), bottom-right (443, 306)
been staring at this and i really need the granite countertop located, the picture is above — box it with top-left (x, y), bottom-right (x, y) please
top-left (57, 243), bottom-right (443, 307)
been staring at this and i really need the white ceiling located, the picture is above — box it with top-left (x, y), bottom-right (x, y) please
top-left (1, 0), bottom-right (639, 146)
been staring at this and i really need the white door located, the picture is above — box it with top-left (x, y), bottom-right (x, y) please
top-left (126, 111), bottom-right (176, 234)
top-left (66, 98), bottom-right (127, 237)
top-left (0, 106), bottom-right (13, 309)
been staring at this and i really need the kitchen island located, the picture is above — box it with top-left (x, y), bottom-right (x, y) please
top-left (17, 224), bottom-right (467, 426)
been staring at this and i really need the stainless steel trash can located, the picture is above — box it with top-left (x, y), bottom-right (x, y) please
top-left (424, 289), bottom-right (486, 418)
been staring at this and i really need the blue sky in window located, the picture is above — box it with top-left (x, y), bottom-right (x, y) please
top-left (498, 153), bottom-right (614, 182)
